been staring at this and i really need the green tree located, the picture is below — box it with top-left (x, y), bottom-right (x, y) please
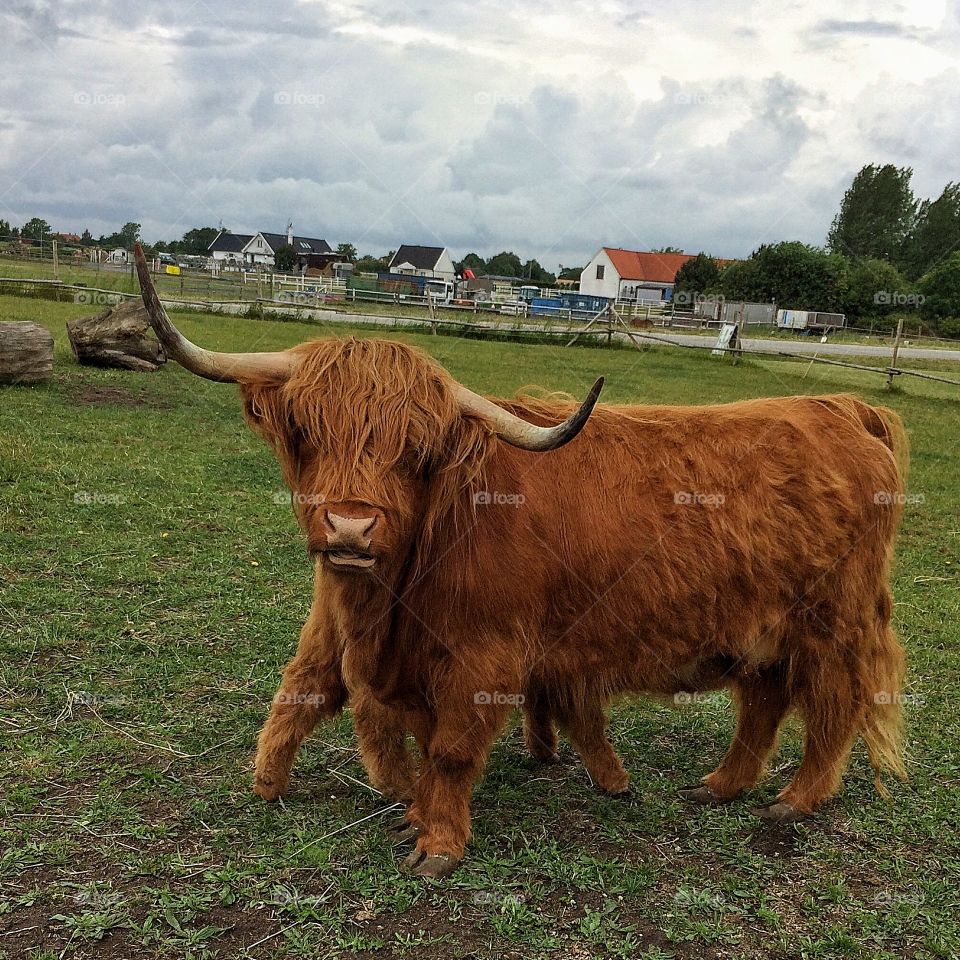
top-left (80, 228), bottom-right (93, 246)
top-left (273, 244), bottom-right (297, 272)
top-left (459, 252), bottom-right (487, 274)
top-left (917, 252), bottom-right (960, 337)
top-left (336, 242), bottom-right (358, 261)
top-left (903, 182), bottom-right (960, 280)
top-left (652, 245), bottom-right (683, 254)
top-left (22, 218), bottom-right (52, 241)
top-left (355, 253), bottom-right (388, 273)
top-left (180, 227), bottom-right (220, 255)
top-left (827, 164), bottom-right (917, 264)
top-left (719, 242), bottom-right (848, 312)
top-left (673, 253), bottom-right (720, 304)
top-left (0, 218), bottom-right (11, 238)
top-left (485, 251), bottom-right (522, 277)
top-left (842, 257), bottom-right (911, 321)
top-left (521, 259), bottom-right (555, 285)
top-left (558, 265), bottom-right (582, 281)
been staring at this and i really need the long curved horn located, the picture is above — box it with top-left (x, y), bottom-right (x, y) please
top-left (134, 243), bottom-right (297, 383)
top-left (453, 377), bottom-right (604, 451)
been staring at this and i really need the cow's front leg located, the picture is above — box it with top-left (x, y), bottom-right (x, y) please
top-left (401, 701), bottom-right (508, 879)
top-left (254, 650), bottom-right (347, 801)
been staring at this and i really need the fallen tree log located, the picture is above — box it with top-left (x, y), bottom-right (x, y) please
top-left (0, 321), bottom-right (54, 384)
top-left (67, 300), bottom-right (166, 371)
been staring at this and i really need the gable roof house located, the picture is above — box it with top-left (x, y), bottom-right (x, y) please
top-left (579, 247), bottom-right (709, 302)
top-left (208, 226), bottom-right (332, 267)
top-left (388, 244), bottom-right (456, 281)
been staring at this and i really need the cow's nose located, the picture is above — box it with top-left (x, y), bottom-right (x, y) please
top-left (324, 511), bottom-right (378, 548)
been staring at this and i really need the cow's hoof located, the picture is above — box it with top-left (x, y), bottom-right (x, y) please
top-left (252, 777), bottom-right (285, 802)
top-left (402, 848), bottom-right (460, 879)
top-left (678, 783), bottom-right (736, 806)
top-left (603, 785), bottom-right (633, 799)
top-left (387, 818), bottom-right (420, 844)
top-left (752, 800), bottom-right (806, 823)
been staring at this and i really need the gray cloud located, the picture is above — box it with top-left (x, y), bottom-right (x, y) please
top-left (1, 0), bottom-right (958, 269)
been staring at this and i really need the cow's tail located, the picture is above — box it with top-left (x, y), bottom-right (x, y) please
top-left (839, 398), bottom-right (910, 794)
top-left (857, 401), bottom-right (910, 483)
top-left (861, 613), bottom-right (908, 796)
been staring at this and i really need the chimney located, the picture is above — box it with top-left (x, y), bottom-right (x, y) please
top-left (286, 221), bottom-right (294, 246)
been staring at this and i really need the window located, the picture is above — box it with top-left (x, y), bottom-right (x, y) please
top-left (596, 264), bottom-right (605, 280)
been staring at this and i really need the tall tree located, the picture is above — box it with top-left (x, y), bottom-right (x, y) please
top-left (273, 244), bottom-right (297, 272)
top-left (521, 259), bottom-right (555, 285)
top-left (336, 242), bottom-right (358, 261)
top-left (827, 164), bottom-right (916, 264)
top-left (22, 218), bottom-right (52, 241)
top-left (485, 251), bottom-right (522, 277)
top-left (918, 251), bottom-right (960, 337)
top-left (673, 253), bottom-right (720, 302)
top-left (80, 228), bottom-right (93, 246)
top-left (903, 182), bottom-right (960, 280)
top-left (459, 252), bottom-right (487, 273)
top-left (180, 226), bottom-right (220, 255)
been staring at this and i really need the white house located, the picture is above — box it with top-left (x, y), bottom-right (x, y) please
top-left (208, 225), bottom-right (332, 267)
top-left (388, 244), bottom-right (456, 281)
top-left (579, 247), bottom-right (701, 302)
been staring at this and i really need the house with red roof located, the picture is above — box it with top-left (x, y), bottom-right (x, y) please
top-left (579, 247), bottom-right (709, 302)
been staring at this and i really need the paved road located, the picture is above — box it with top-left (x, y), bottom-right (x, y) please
top-left (162, 297), bottom-right (960, 363)
top-left (649, 332), bottom-right (960, 363)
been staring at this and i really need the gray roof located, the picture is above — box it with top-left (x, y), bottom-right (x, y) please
top-left (208, 231), bottom-right (252, 253)
top-left (389, 244), bottom-right (446, 271)
top-left (208, 230), bottom-right (332, 255)
top-left (259, 232), bottom-right (332, 255)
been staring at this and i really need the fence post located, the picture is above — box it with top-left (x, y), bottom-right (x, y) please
top-left (886, 317), bottom-right (904, 390)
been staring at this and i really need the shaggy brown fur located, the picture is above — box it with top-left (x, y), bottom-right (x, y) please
top-left (247, 337), bottom-right (907, 877)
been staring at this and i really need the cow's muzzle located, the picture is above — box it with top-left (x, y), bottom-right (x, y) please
top-left (321, 510), bottom-right (380, 571)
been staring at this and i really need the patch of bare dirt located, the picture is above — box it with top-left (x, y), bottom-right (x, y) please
top-left (70, 385), bottom-right (171, 408)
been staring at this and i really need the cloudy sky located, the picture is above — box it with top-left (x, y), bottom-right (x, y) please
top-left (2, 0), bottom-right (958, 269)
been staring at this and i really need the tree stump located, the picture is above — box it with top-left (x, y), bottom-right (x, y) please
top-left (66, 299), bottom-right (166, 372)
top-left (0, 321), bottom-right (54, 384)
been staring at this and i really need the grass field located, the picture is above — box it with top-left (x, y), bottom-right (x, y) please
top-left (1, 294), bottom-right (959, 959)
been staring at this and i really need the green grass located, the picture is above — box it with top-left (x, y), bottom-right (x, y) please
top-left (1, 294), bottom-right (959, 959)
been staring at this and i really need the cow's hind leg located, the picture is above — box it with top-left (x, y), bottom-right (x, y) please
top-left (254, 652), bottom-right (347, 801)
top-left (681, 664), bottom-right (790, 806)
top-left (353, 686), bottom-right (416, 802)
top-left (557, 697), bottom-right (630, 796)
top-left (523, 684), bottom-right (559, 763)
top-left (755, 634), bottom-right (869, 821)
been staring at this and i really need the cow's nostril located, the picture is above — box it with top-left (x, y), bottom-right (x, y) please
top-left (326, 512), bottom-right (378, 547)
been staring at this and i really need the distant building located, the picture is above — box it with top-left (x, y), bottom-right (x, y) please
top-left (579, 248), bottom-right (706, 302)
top-left (208, 225), bottom-right (332, 267)
top-left (388, 245), bottom-right (456, 281)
